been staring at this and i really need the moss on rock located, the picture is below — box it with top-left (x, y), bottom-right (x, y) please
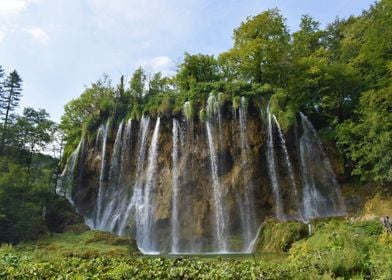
top-left (255, 218), bottom-right (307, 253)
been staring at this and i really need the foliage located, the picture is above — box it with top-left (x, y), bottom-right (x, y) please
top-left (0, 66), bottom-right (61, 245)
top-left (13, 108), bottom-right (56, 170)
top-left (288, 218), bottom-right (392, 279)
top-left (176, 53), bottom-right (219, 91)
top-left (60, 75), bottom-right (114, 159)
top-left (219, 8), bottom-right (290, 85)
top-left (0, 159), bottom-right (47, 243)
top-left (270, 89), bottom-right (297, 131)
top-left (1, 218), bottom-right (392, 279)
top-left (0, 70), bottom-right (23, 154)
top-left (337, 86), bottom-right (392, 182)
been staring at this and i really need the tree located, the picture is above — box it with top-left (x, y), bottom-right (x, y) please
top-left (0, 66), bottom-right (4, 94)
top-left (337, 86), bottom-right (392, 183)
top-left (218, 9), bottom-right (290, 85)
top-left (130, 67), bottom-right (146, 101)
top-left (60, 75), bottom-right (115, 153)
top-left (15, 107), bottom-right (56, 172)
top-left (0, 70), bottom-right (23, 154)
top-left (148, 72), bottom-right (165, 97)
top-left (176, 53), bottom-right (219, 91)
top-left (292, 15), bottom-right (324, 58)
top-left (354, 0), bottom-right (392, 87)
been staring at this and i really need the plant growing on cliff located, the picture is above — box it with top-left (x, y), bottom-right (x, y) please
top-left (199, 108), bottom-right (207, 122)
top-left (183, 101), bottom-right (194, 120)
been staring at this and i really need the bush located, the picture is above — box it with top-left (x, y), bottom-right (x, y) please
top-left (289, 220), bottom-right (374, 278)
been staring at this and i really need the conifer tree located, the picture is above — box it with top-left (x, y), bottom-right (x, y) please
top-left (0, 70), bottom-right (23, 154)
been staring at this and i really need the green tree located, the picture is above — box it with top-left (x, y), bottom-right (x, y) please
top-left (338, 0), bottom-right (392, 87)
top-left (176, 52), bottom-right (219, 91)
top-left (60, 75), bottom-right (115, 153)
top-left (130, 67), bottom-right (146, 101)
top-left (219, 9), bottom-right (290, 85)
top-left (0, 66), bottom-right (4, 94)
top-left (0, 70), bottom-right (23, 154)
top-left (147, 72), bottom-right (172, 97)
top-left (337, 86), bottom-right (392, 183)
top-left (14, 107), bottom-right (56, 173)
top-left (353, 0), bottom-right (392, 87)
top-left (292, 15), bottom-right (324, 58)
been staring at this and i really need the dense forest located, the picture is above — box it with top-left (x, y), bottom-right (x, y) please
top-left (0, 67), bottom-right (79, 244)
top-left (0, 0), bottom-right (392, 278)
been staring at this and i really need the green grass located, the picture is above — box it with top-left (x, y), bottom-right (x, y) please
top-left (15, 229), bottom-right (138, 260)
top-left (1, 219), bottom-right (392, 279)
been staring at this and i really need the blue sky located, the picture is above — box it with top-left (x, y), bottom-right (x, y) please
top-left (0, 0), bottom-right (375, 122)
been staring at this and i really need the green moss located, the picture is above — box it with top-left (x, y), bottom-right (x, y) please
top-left (218, 92), bottom-right (226, 106)
top-left (183, 101), bottom-right (194, 120)
top-left (232, 96), bottom-right (240, 110)
top-left (199, 108), bottom-right (207, 122)
top-left (255, 218), bottom-right (308, 253)
top-left (17, 230), bottom-right (139, 259)
top-left (269, 90), bottom-right (297, 132)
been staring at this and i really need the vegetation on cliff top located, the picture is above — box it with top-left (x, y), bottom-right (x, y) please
top-left (61, 0), bottom-right (392, 184)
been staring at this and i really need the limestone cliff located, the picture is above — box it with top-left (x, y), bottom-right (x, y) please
top-left (63, 105), bottom-right (346, 254)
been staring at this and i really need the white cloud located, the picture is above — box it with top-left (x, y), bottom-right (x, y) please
top-left (24, 26), bottom-right (50, 45)
top-left (137, 56), bottom-right (175, 76)
top-left (0, 0), bottom-right (27, 18)
top-left (0, 0), bottom-right (42, 19)
top-left (0, 0), bottom-right (44, 42)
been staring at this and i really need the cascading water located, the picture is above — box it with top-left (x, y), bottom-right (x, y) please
top-left (206, 94), bottom-right (228, 252)
top-left (238, 97), bottom-right (257, 251)
top-left (299, 112), bottom-right (346, 220)
top-left (272, 115), bottom-right (297, 196)
top-left (139, 117), bottom-right (161, 253)
top-left (95, 120), bottom-right (110, 227)
top-left (272, 115), bottom-right (302, 219)
top-left (58, 136), bottom-right (85, 205)
top-left (118, 116), bottom-right (150, 236)
top-left (206, 121), bottom-right (227, 252)
top-left (171, 119), bottom-right (180, 253)
top-left (266, 102), bottom-right (284, 220)
top-left (98, 121), bottom-right (124, 230)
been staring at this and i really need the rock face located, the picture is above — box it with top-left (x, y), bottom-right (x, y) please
top-left (61, 104), bottom-right (346, 254)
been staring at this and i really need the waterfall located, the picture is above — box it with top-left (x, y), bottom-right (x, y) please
top-left (67, 107), bottom-right (348, 255)
top-left (273, 115), bottom-right (302, 219)
top-left (206, 121), bottom-right (228, 252)
top-left (140, 117), bottom-right (161, 252)
top-left (58, 135), bottom-right (85, 205)
top-left (272, 115), bottom-right (297, 196)
top-left (266, 103), bottom-right (284, 220)
top-left (98, 121), bottom-right (124, 230)
top-left (118, 116), bottom-right (150, 236)
top-left (95, 120), bottom-right (110, 227)
top-left (299, 112), bottom-right (346, 220)
top-left (118, 119), bottom-right (132, 191)
top-left (238, 96), bottom-right (257, 251)
top-left (171, 119), bottom-right (180, 253)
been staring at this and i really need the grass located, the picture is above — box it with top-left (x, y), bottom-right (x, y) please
top-left (1, 218), bottom-right (392, 279)
top-left (15, 229), bottom-right (138, 260)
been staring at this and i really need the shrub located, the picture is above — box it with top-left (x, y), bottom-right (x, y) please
top-left (289, 220), bottom-right (374, 278)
